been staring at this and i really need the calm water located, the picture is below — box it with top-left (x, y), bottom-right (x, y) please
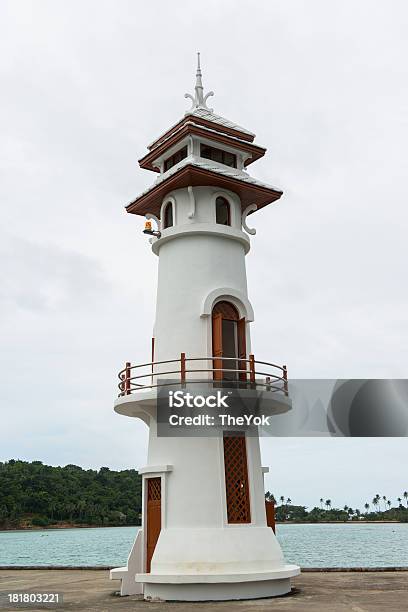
top-left (1, 524), bottom-right (407, 568)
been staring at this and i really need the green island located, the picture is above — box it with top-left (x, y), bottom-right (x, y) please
top-left (0, 460), bottom-right (141, 529)
top-left (0, 461), bottom-right (407, 529)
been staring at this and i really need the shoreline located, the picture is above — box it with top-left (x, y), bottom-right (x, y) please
top-left (0, 524), bottom-right (142, 533)
top-left (275, 520), bottom-right (406, 525)
top-left (1, 520), bottom-right (406, 532)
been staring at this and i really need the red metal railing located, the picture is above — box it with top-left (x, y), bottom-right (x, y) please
top-left (118, 355), bottom-right (288, 397)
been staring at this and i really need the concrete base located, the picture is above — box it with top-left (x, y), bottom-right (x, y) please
top-left (137, 565), bottom-right (300, 601)
top-left (143, 577), bottom-right (291, 601)
top-left (109, 529), bottom-right (143, 595)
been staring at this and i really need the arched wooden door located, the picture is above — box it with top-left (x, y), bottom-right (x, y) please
top-left (146, 477), bottom-right (161, 573)
top-left (212, 301), bottom-right (247, 381)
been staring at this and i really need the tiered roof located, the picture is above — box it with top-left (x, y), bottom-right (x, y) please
top-left (127, 54), bottom-right (282, 217)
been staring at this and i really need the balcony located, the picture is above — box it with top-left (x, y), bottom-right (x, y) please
top-left (117, 354), bottom-right (288, 396)
top-left (114, 355), bottom-right (290, 421)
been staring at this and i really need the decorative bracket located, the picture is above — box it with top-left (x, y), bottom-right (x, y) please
top-left (242, 204), bottom-right (258, 235)
top-left (187, 186), bottom-right (196, 219)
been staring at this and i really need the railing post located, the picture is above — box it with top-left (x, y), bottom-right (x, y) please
top-left (180, 352), bottom-right (186, 387)
top-left (125, 362), bottom-right (131, 395)
top-left (249, 354), bottom-right (255, 385)
top-left (283, 365), bottom-right (288, 396)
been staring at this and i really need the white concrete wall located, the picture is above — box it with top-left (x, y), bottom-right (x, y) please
top-left (152, 186), bottom-right (251, 365)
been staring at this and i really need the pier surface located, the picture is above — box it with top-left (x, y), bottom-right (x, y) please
top-left (1, 569), bottom-right (407, 611)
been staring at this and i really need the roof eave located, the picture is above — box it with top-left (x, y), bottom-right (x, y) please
top-left (126, 164), bottom-right (282, 217)
top-left (138, 124), bottom-right (266, 173)
top-left (148, 114), bottom-right (255, 152)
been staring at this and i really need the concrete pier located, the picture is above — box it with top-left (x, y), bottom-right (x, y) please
top-left (0, 569), bottom-right (407, 611)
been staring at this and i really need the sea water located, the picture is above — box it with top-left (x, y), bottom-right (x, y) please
top-left (1, 523), bottom-right (407, 568)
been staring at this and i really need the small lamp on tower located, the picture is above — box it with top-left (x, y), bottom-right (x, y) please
top-left (143, 219), bottom-right (161, 238)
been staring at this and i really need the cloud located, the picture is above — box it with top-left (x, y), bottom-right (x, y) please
top-left (0, 234), bottom-right (109, 314)
top-left (0, 0), bottom-right (407, 506)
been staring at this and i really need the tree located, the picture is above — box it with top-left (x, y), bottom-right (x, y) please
top-left (320, 498), bottom-right (324, 509)
top-left (382, 495), bottom-right (387, 511)
top-left (325, 499), bottom-right (331, 510)
top-left (280, 496), bottom-right (285, 506)
top-left (0, 460), bottom-right (142, 529)
top-left (364, 503), bottom-right (370, 513)
top-left (404, 491), bottom-right (408, 508)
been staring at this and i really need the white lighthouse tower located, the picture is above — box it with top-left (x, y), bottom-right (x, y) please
top-left (110, 55), bottom-right (300, 601)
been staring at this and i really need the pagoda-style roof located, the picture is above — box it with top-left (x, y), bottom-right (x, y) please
top-left (126, 157), bottom-right (282, 217)
top-left (127, 53), bottom-right (282, 218)
top-left (148, 107), bottom-right (255, 154)
top-left (139, 119), bottom-right (265, 172)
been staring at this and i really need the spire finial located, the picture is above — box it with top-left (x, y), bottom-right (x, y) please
top-left (185, 52), bottom-right (214, 113)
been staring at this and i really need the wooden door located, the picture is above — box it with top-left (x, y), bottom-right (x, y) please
top-left (223, 434), bottom-right (251, 523)
top-left (237, 317), bottom-right (247, 381)
top-left (212, 312), bottom-right (223, 381)
top-left (265, 500), bottom-right (276, 533)
top-left (146, 477), bottom-right (161, 573)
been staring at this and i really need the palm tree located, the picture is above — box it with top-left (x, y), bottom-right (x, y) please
top-left (280, 495), bottom-right (285, 506)
top-left (325, 499), bottom-right (331, 511)
top-left (343, 505), bottom-right (348, 512)
top-left (397, 497), bottom-right (402, 507)
top-left (404, 491), bottom-right (408, 508)
top-left (320, 498), bottom-right (324, 509)
top-left (286, 498), bottom-right (292, 506)
top-left (364, 502), bottom-right (370, 513)
top-left (387, 500), bottom-right (391, 510)
top-left (382, 495), bottom-right (387, 511)
top-left (372, 496), bottom-right (379, 513)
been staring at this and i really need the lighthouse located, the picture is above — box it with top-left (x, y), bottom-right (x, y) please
top-left (110, 54), bottom-right (300, 601)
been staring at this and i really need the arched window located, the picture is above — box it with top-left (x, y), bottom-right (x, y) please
top-left (162, 202), bottom-right (173, 229)
top-left (212, 301), bottom-right (246, 382)
top-left (215, 197), bottom-right (231, 226)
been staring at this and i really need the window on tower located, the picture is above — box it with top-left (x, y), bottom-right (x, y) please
top-left (163, 146), bottom-right (188, 172)
top-left (215, 197), bottom-right (231, 226)
top-left (200, 144), bottom-right (237, 168)
top-left (162, 202), bottom-right (173, 229)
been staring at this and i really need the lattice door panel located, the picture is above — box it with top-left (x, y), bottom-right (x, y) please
top-left (223, 434), bottom-right (251, 523)
top-left (147, 477), bottom-right (161, 501)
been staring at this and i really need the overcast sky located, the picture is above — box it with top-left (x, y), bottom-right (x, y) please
top-left (1, 1), bottom-right (407, 510)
